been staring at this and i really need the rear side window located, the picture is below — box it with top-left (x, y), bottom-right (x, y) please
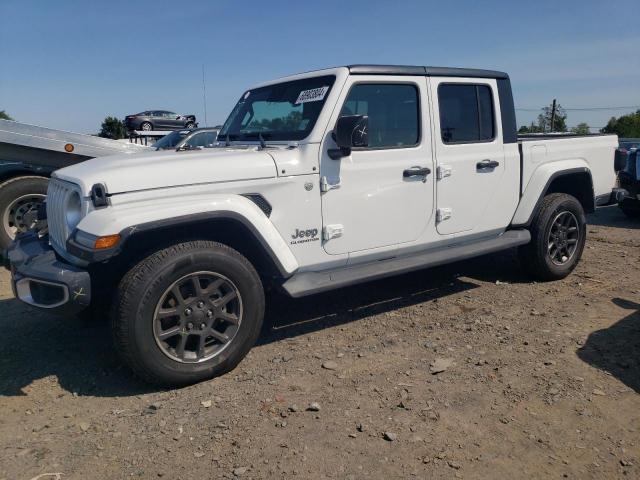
top-left (340, 84), bottom-right (420, 148)
top-left (438, 84), bottom-right (495, 143)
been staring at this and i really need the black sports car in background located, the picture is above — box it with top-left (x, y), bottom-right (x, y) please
top-left (124, 110), bottom-right (197, 131)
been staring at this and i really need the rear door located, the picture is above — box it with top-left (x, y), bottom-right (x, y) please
top-left (320, 76), bottom-right (434, 255)
top-left (429, 78), bottom-right (506, 235)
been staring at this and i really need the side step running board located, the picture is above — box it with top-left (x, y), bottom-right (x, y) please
top-left (281, 229), bottom-right (530, 298)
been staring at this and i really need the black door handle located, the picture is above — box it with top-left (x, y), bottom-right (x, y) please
top-left (403, 166), bottom-right (431, 178)
top-left (476, 159), bottom-right (500, 170)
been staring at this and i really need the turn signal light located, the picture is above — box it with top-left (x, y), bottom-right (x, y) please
top-left (94, 234), bottom-right (121, 250)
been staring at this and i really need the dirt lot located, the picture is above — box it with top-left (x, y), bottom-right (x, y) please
top-left (0, 206), bottom-right (638, 480)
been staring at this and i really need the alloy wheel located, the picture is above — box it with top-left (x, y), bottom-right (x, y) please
top-left (547, 211), bottom-right (580, 265)
top-left (152, 271), bottom-right (243, 363)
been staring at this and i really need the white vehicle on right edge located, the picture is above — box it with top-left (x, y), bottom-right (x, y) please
top-left (6, 64), bottom-right (624, 386)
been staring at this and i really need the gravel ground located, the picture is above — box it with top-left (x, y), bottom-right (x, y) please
top-left (1, 206), bottom-right (638, 480)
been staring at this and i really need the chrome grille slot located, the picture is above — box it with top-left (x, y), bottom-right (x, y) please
top-left (46, 179), bottom-right (74, 253)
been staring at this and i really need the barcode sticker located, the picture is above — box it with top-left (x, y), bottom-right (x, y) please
top-left (295, 86), bottom-right (330, 104)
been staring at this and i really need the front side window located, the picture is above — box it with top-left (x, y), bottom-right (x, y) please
top-left (219, 75), bottom-right (335, 141)
top-left (340, 84), bottom-right (419, 148)
top-left (438, 84), bottom-right (495, 143)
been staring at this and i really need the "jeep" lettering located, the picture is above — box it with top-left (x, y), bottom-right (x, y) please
top-left (291, 228), bottom-right (318, 240)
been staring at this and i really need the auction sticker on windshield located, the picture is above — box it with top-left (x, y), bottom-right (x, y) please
top-left (295, 86), bottom-right (330, 104)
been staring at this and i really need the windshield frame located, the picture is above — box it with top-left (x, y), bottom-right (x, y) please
top-left (218, 75), bottom-right (336, 143)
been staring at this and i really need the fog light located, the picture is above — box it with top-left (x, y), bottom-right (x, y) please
top-left (94, 234), bottom-right (120, 249)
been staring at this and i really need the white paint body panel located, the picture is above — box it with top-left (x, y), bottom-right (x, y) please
top-left (319, 75), bottom-right (435, 255)
top-left (512, 135), bottom-right (617, 225)
top-left (428, 77), bottom-right (520, 235)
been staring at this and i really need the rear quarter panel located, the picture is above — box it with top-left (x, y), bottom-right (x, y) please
top-left (513, 135), bottom-right (617, 224)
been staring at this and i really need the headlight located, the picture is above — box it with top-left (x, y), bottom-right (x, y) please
top-left (65, 191), bottom-right (82, 232)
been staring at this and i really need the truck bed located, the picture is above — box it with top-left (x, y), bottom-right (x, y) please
top-left (518, 134), bottom-right (618, 202)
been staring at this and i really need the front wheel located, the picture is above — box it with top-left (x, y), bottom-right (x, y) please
top-left (519, 193), bottom-right (587, 281)
top-left (185, 122), bottom-right (195, 129)
top-left (112, 241), bottom-right (264, 386)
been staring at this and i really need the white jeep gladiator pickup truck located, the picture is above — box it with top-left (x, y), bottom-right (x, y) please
top-left (4, 65), bottom-right (622, 386)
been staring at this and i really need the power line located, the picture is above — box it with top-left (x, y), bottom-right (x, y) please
top-left (516, 105), bottom-right (640, 112)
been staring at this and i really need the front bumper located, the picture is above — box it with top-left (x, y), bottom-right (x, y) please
top-left (6, 232), bottom-right (91, 315)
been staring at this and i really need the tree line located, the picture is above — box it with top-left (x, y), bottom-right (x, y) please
top-left (518, 101), bottom-right (640, 137)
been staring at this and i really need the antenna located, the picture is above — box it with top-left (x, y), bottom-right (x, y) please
top-left (201, 64), bottom-right (208, 127)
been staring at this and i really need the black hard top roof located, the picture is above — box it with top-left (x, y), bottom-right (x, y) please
top-left (347, 64), bottom-right (509, 79)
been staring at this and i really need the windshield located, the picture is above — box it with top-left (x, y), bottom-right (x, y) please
top-left (152, 130), bottom-right (190, 149)
top-left (219, 75), bottom-right (335, 142)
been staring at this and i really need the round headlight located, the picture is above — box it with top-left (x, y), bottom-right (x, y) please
top-left (65, 191), bottom-right (82, 232)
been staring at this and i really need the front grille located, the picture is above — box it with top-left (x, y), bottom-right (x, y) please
top-left (46, 179), bottom-right (74, 253)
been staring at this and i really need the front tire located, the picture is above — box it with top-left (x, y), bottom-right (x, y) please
top-left (185, 122), bottom-right (195, 129)
top-left (112, 241), bottom-right (264, 386)
top-left (519, 193), bottom-right (586, 281)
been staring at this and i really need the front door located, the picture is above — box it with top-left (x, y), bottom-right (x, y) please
top-left (320, 77), bottom-right (434, 255)
top-left (429, 78), bottom-right (506, 235)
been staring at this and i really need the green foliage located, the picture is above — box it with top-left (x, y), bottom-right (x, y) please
top-left (0, 110), bottom-right (14, 121)
top-left (539, 102), bottom-right (567, 132)
top-left (518, 122), bottom-right (543, 134)
top-left (601, 110), bottom-right (640, 137)
top-left (571, 122), bottom-right (590, 135)
top-left (518, 101), bottom-right (568, 133)
top-left (99, 116), bottom-right (126, 139)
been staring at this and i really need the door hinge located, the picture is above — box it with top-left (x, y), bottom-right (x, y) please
top-left (320, 176), bottom-right (341, 193)
top-left (436, 208), bottom-right (452, 223)
top-left (322, 224), bottom-right (344, 240)
top-left (436, 165), bottom-right (452, 180)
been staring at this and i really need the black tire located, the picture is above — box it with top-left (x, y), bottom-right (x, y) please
top-left (620, 204), bottom-right (640, 219)
top-left (518, 193), bottom-right (587, 281)
top-left (0, 176), bottom-right (49, 250)
top-left (112, 241), bottom-right (264, 386)
top-left (140, 121), bottom-right (152, 131)
top-left (185, 122), bottom-right (195, 129)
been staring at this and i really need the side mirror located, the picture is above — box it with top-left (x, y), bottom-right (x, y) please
top-left (329, 115), bottom-right (368, 159)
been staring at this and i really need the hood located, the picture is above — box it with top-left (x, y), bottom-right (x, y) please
top-left (54, 147), bottom-right (277, 196)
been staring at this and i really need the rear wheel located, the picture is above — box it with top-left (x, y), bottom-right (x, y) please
top-left (519, 193), bottom-right (586, 280)
top-left (0, 176), bottom-right (49, 250)
top-left (112, 241), bottom-right (264, 386)
top-left (620, 204), bottom-right (640, 219)
top-left (140, 122), bottom-right (152, 131)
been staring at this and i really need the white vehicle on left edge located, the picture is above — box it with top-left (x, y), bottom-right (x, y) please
top-left (4, 64), bottom-right (623, 386)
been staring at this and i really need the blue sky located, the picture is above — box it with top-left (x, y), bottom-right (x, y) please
top-left (1, 0), bottom-right (639, 133)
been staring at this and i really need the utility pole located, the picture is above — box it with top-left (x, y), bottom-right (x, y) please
top-left (202, 64), bottom-right (208, 127)
top-left (550, 99), bottom-right (557, 133)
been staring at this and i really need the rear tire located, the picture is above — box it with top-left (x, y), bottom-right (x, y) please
top-left (0, 176), bottom-right (49, 250)
top-left (112, 241), bottom-right (264, 386)
top-left (620, 204), bottom-right (640, 219)
top-left (519, 193), bottom-right (586, 281)
top-left (140, 122), bottom-right (152, 131)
